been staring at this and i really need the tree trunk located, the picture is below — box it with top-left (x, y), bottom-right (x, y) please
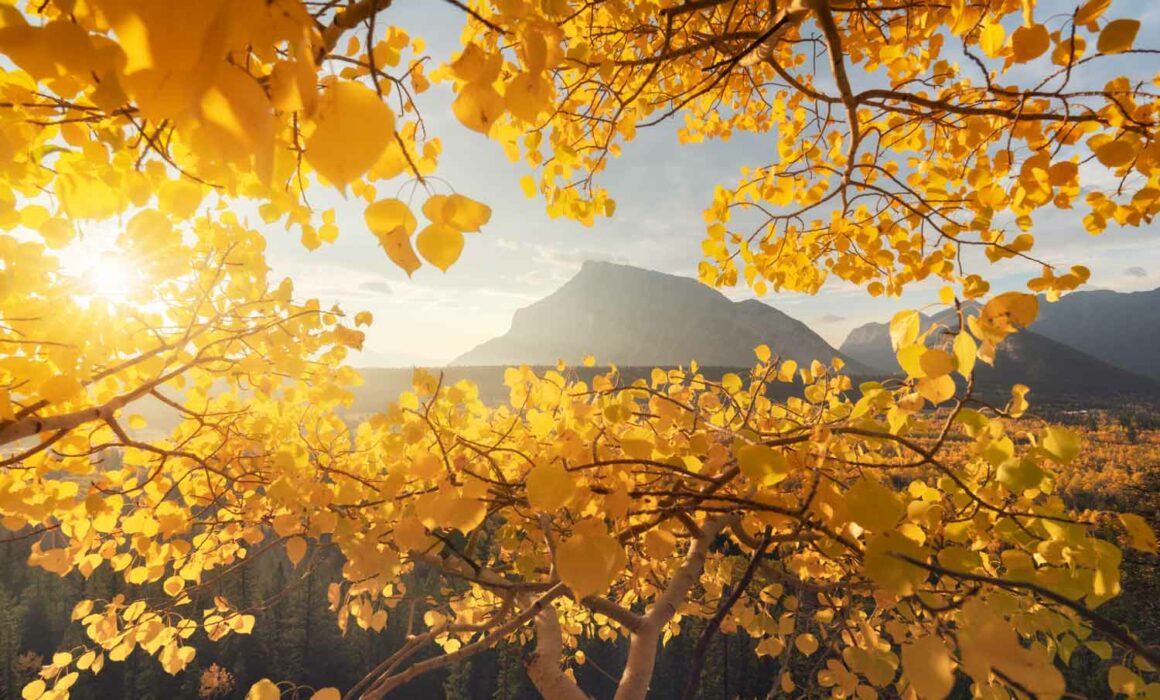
top-left (525, 597), bottom-right (591, 700)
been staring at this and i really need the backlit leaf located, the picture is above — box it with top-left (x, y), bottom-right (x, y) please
top-left (556, 519), bottom-right (626, 599)
top-left (526, 463), bottom-right (574, 511)
top-left (416, 223), bottom-right (465, 272)
top-left (1097, 19), bottom-right (1139, 54)
top-left (1011, 24), bottom-right (1049, 63)
top-left (736, 443), bottom-right (791, 487)
top-left (902, 636), bottom-right (956, 699)
top-left (246, 679), bottom-right (281, 700)
top-left (1118, 513), bottom-right (1157, 553)
top-left (306, 81), bottom-right (395, 187)
top-left (846, 476), bottom-right (904, 532)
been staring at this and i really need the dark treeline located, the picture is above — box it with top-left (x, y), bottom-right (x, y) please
top-left (0, 534), bottom-right (788, 700)
top-left (0, 533), bottom-right (1154, 698)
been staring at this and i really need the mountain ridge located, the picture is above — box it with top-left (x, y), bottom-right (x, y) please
top-left (1029, 286), bottom-right (1160, 380)
top-left (839, 303), bottom-right (1160, 399)
top-left (453, 260), bottom-right (870, 372)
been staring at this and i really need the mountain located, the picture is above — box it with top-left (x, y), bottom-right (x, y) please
top-left (1030, 287), bottom-right (1160, 381)
top-left (839, 307), bottom-right (1160, 400)
top-left (839, 314), bottom-right (938, 374)
top-left (453, 261), bottom-right (870, 371)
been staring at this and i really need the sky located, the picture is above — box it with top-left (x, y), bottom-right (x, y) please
top-left (259, 1), bottom-right (1160, 367)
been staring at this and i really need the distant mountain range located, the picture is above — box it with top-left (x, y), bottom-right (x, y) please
top-left (434, 262), bottom-right (1160, 403)
top-left (840, 305), bottom-right (1160, 399)
top-left (453, 261), bottom-right (870, 372)
top-left (117, 264), bottom-right (1158, 428)
top-left (1031, 287), bottom-right (1160, 381)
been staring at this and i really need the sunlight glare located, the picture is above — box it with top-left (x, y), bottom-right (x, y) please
top-left (83, 254), bottom-right (138, 301)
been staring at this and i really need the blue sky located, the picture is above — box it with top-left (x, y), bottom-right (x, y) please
top-left (262, 1), bottom-right (1160, 366)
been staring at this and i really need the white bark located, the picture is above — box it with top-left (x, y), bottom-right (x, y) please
top-left (525, 597), bottom-right (592, 700)
top-left (611, 514), bottom-right (738, 700)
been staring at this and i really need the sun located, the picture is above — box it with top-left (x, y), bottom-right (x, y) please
top-left (83, 254), bottom-right (139, 301)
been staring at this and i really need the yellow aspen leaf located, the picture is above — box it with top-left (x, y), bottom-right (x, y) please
top-left (979, 22), bottom-right (1006, 58)
top-left (162, 576), bottom-right (184, 596)
top-left (846, 476), bottom-right (904, 532)
top-left (959, 601), bottom-right (1064, 698)
top-left (1109, 665), bottom-right (1144, 695)
top-left (245, 679), bottom-right (281, 700)
top-left (309, 690), bottom-right (341, 700)
top-left (1095, 139), bottom-right (1134, 168)
top-left (1075, 0), bottom-right (1111, 26)
top-left (505, 71), bottom-right (551, 122)
top-left (445, 194), bottom-right (491, 232)
top-left (424, 193), bottom-right (492, 232)
top-left (71, 600), bottom-right (93, 621)
top-left (159, 644), bottom-right (194, 674)
top-left (525, 463), bottom-right (574, 511)
top-left (918, 349), bottom-right (954, 378)
top-left (1051, 34), bottom-right (1086, 65)
top-left (794, 633), bottom-right (819, 655)
top-left (76, 651), bottom-right (96, 671)
top-left (896, 344), bottom-right (926, 379)
top-left (18, 204), bottom-right (49, 229)
top-left (59, 171), bottom-right (123, 219)
top-left (197, 64), bottom-right (274, 163)
top-left (157, 179), bottom-right (204, 219)
top-left (354, 311), bottom-right (373, 326)
top-left (582, 354), bottom-right (595, 367)
top-left (621, 438), bottom-right (653, 460)
top-left (1011, 24), bottom-right (1049, 63)
top-left (978, 292), bottom-right (1038, 341)
top-left (917, 375), bottom-right (956, 405)
top-left (365, 198), bottom-right (417, 236)
top-left (21, 680), bottom-right (45, 700)
top-left (556, 519), bottom-right (626, 599)
top-left (306, 81), bottom-right (395, 187)
top-left (416, 223), bottom-right (465, 272)
top-left (902, 636), bottom-right (956, 700)
top-left (780, 672), bottom-right (795, 693)
top-left (421, 194), bottom-right (453, 224)
top-left (520, 175), bottom-right (537, 198)
top-left (1118, 513), bottom-right (1157, 553)
top-left (1009, 384), bottom-right (1030, 417)
top-left (953, 332), bottom-right (976, 377)
top-left (452, 82), bottom-right (504, 134)
top-left (644, 528), bottom-right (676, 560)
top-left (449, 43), bottom-right (501, 84)
top-left (286, 536), bottom-right (307, 566)
top-left (1041, 426), bottom-right (1080, 464)
top-left (128, 414), bottom-right (147, 430)
top-left (889, 310), bottom-right (921, 351)
top-left (39, 375), bottom-right (84, 405)
top-left (864, 532), bottom-right (927, 596)
top-left (997, 457), bottom-right (1044, 492)
top-left (38, 218), bottom-right (74, 249)
top-left (231, 614), bottom-right (256, 634)
top-left (269, 59), bottom-right (314, 113)
top-left (754, 344), bottom-right (771, 363)
top-left (0, 389), bottom-right (14, 420)
top-left (1097, 19), bottom-right (1139, 54)
top-left (520, 24), bottom-right (549, 71)
top-left (736, 443), bottom-right (790, 487)
top-left (376, 227), bottom-right (422, 276)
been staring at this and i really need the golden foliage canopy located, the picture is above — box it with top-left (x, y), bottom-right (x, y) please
top-left (0, 0), bottom-right (1157, 699)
